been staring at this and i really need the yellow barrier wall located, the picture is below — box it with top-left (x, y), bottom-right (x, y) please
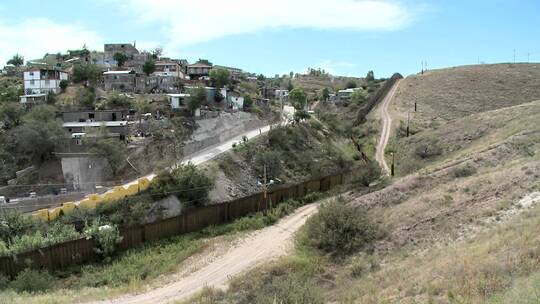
top-left (138, 178), bottom-right (151, 191)
top-left (48, 207), bottom-right (62, 221)
top-left (125, 184), bottom-right (140, 196)
top-left (32, 209), bottom-right (49, 221)
top-left (61, 202), bottom-right (76, 215)
top-left (79, 199), bottom-right (97, 209)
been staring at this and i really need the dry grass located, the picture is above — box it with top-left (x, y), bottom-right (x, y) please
top-left (391, 63), bottom-right (540, 130)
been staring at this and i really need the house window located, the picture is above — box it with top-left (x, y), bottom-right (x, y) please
top-left (30, 80), bottom-right (35, 85)
top-left (88, 113), bottom-right (95, 120)
top-left (29, 72), bottom-right (34, 76)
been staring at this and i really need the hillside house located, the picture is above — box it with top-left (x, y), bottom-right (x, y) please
top-left (167, 93), bottom-right (190, 109)
top-left (23, 68), bottom-right (68, 94)
top-left (153, 60), bottom-right (186, 79)
top-left (103, 70), bottom-right (144, 92)
top-left (187, 62), bottom-right (212, 79)
top-left (19, 93), bottom-right (47, 106)
top-left (214, 65), bottom-right (243, 81)
top-left (104, 43), bottom-right (140, 66)
top-left (338, 88), bottom-right (361, 100)
top-left (275, 89), bottom-right (289, 100)
top-left (62, 109), bottom-right (131, 139)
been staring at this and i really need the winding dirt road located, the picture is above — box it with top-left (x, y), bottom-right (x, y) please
top-left (375, 80), bottom-right (401, 175)
top-left (92, 203), bottom-right (319, 304)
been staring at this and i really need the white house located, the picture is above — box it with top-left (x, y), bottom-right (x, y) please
top-left (23, 69), bottom-right (68, 94)
top-left (167, 93), bottom-right (191, 109)
top-left (228, 96), bottom-right (244, 110)
top-left (275, 89), bottom-right (289, 100)
top-left (153, 60), bottom-right (186, 79)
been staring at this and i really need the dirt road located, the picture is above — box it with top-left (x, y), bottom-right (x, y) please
top-left (92, 203), bottom-right (319, 304)
top-left (375, 80), bottom-right (401, 175)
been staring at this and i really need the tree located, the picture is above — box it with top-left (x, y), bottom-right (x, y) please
top-left (78, 87), bottom-right (97, 109)
top-left (72, 64), bottom-right (101, 86)
top-left (287, 79), bottom-right (294, 91)
top-left (243, 95), bottom-right (253, 109)
top-left (345, 80), bottom-right (357, 89)
top-left (366, 70), bottom-right (375, 82)
top-left (89, 137), bottom-right (127, 176)
top-left (113, 52), bottom-right (129, 67)
top-left (257, 74), bottom-right (266, 81)
top-left (150, 163), bottom-right (214, 206)
top-left (254, 150), bottom-right (282, 179)
top-left (0, 102), bottom-right (24, 130)
top-left (7, 54), bottom-right (24, 67)
top-left (151, 47), bottom-right (163, 59)
top-left (288, 88), bottom-right (307, 111)
top-left (46, 91), bottom-right (57, 105)
top-left (322, 88), bottom-right (330, 101)
top-left (15, 105), bottom-right (67, 163)
top-left (59, 80), bottom-right (69, 93)
top-left (214, 91), bottom-right (224, 103)
top-left (188, 87), bottom-right (206, 115)
top-left (209, 68), bottom-right (231, 89)
top-left (142, 59), bottom-right (156, 76)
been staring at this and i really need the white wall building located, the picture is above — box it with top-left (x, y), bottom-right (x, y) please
top-left (23, 69), bottom-right (68, 94)
top-left (153, 61), bottom-right (186, 79)
top-left (167, 93), bottom-right (191, 109)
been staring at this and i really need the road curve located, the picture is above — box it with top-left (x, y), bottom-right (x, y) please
top-left (90, 202), bottom-right (320, 304)
top-left (375, 80), bottom-right (401, 175)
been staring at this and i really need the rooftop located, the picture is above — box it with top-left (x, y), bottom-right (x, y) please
top-left (63, 121), bottom-right (132, 128)
top-left (103, 70), bottom-right (135, 75)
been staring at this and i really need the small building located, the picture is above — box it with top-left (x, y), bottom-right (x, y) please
top-left (104, 43), bottom-right (140, 66)
top-left (63, 121), bottom-right (130, 137)
top-left (187, 62), bottom-right (213, 79)
top-left (275, 89), bottom-right (289, 100)
top-left (214, 65), bottom-right (243, 81)
top-left (19, 93), bottom-right (47, 106)
top-left (103, 70), bottom-right (138, 91)
top-left (23, 69), bottom-right (68, 94)
top-left (154, 60), bottom-right (186, 79)
top-left (62, 109), bottom-right (130, 123)
top-left (228, 95), bottom-right (244, 110)
top-left (167, 94), bottom-right (190, 109)
top-left (338, 88), bottom-right (361, 100)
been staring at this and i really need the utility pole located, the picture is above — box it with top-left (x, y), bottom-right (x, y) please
top-left (391, 152), bottom-right (395, 177)
top-left (406, 107), bottom-right (410, 137)
top-left (263, 164), bottom-right (268, 210)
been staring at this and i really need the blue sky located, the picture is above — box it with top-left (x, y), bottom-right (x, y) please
top-left (0, 0), bottom-right (539, 78)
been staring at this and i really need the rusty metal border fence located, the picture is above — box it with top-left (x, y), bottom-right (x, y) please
top-left (354, 73), bottom-right (403, 126)
top-left (0, 170), bottom-right (351, 278)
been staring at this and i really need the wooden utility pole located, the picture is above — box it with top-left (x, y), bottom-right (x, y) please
top-left (391, 152), bottom-right (395, 176)
top-left (263, 164), bottom-right (268, 210)
top-left (406, 109), bottom-right (410, 137)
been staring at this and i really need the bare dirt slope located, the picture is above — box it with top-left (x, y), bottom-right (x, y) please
top-left (91, 203), bottom-right (319, 304)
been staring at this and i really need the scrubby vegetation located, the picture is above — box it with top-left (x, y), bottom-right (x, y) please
top-left (299, 198), bottom-right (382, 255)
top-left (0, 193), bottom-right (326, 302)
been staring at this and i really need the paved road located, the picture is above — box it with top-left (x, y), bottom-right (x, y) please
top-left (47, 123), bottom-right (275, 211)
top-left (375, 80), bottom-right (401, 175)
top-left (91, 202), bottom-right (320, 304)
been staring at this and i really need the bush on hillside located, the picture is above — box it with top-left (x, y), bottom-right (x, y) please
top-left (452, 164), bottom-right (477, 178)
top-left (300, 198), bottom-right (381, 254)
top-left (253, 150), bottom-right (283, 179)
top-left (415, 137), bottom-right (443, 159)
top-left (9, 268), bottom-right (54, 293)
top-left (150, 163), bottom-right (214, 206)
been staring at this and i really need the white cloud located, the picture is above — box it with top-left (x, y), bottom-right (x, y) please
top-left (118, 0), bottom-right (414, 49)
top-left (0, 18), bottom-right (102, 66)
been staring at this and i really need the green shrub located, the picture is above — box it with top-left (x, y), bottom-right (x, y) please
top-left (84, 221), bottom-right (123, 259)
top-left (452, 164), bottom-right (477, 178)
top-left (253, 150), bottom-right (283, 179)
top-left (352, 160), bottom-right (382, 187)
top-left (9, 269), bottom-right (54, 293)
top-left (300, 198), bottom-right (381, 254)
top-left (415, 137), bottom-right (443, 159)
top-left (0, 274), bottom-right (7, 290)
top-left (150, 163), bottom-right (214, 206)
